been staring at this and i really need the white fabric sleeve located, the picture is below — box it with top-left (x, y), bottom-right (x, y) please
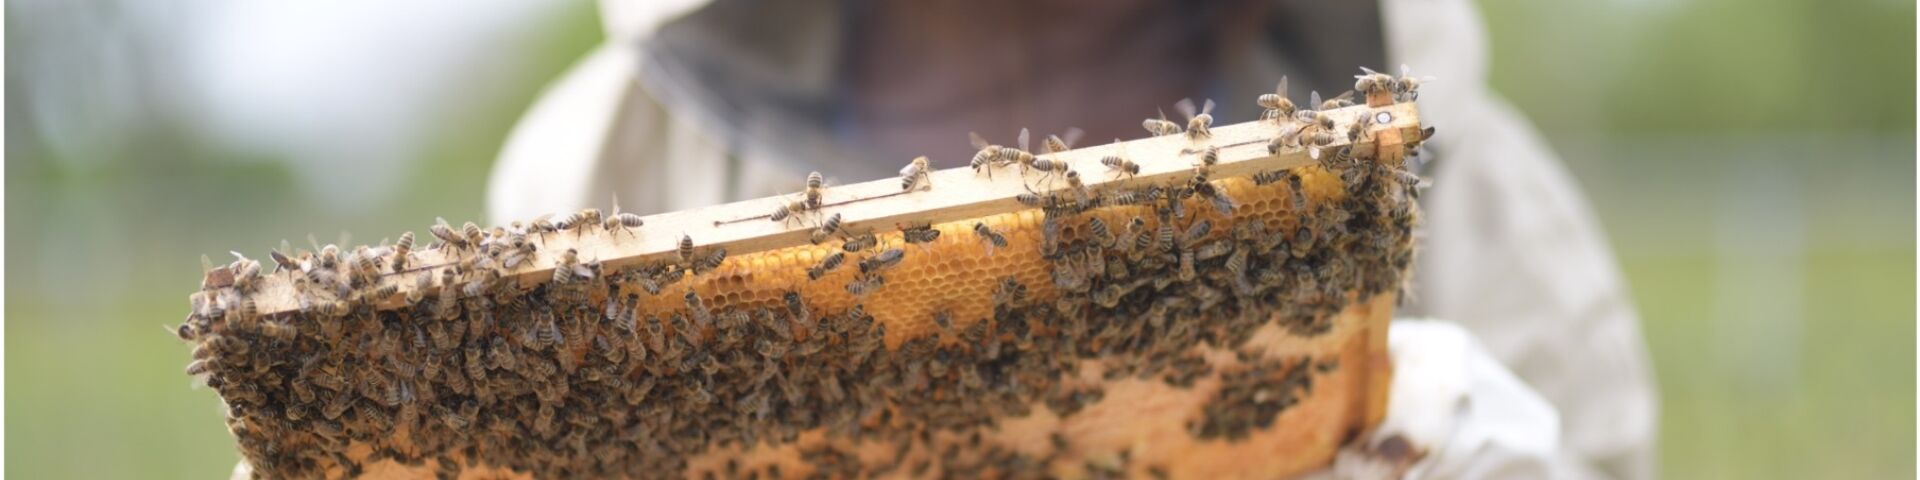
top-left (1380, 0), bottom-right (1659, 477)
top-left (486, 42), bottom-right (639, 223)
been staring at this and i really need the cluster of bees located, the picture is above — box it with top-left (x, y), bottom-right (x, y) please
top-left (179, 69), bottom-right (1426, 478)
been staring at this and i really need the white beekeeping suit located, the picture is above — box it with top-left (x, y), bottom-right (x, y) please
top-left (486, 1), bottom-right (1658, 478)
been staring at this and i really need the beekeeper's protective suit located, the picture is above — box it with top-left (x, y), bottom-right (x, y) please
top-left (487, 1), bottom-right (1658, 477)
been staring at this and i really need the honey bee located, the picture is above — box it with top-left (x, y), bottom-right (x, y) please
top-left (402, 271), bottom-right (432, 304)
top-left (684, 290), bottom-right (713, 331)
top-left (1175, 98), bottom-right (1216, 141)
top-left (1318, 90), bottom-right (1356, 110)
top-left (1190, 145), bottom-right (1220, 173)
top-left (1062, 170), bottom-right (1092, 203)
top-left (692, 247), bottom-right (728, 274)
top-left (1292, 105), bottom-right (1331, 131)
top-left (1354, 66), bottom-right (1396, 97)
top-left (171, 317), bottom-right (200, 342)
top-left (230, 255), bottom-right (262, 292)
top-left (969, 132), bottom-right (1005, 179)
top-left (841, 232), bottom-right (878, 252)
top-left (769, 197), bottom-right (816, 225)
top-left (1257, 76), bottom-right (1297, 121)
top-left (429, 218), bottom-right (465, 251)
top-left (1157, 217), bottom-right (1177, 254)
top-left (858, 248), bottom-right (905, 274)
top-left (807, 251), bottom-right (846, 280)
top-left (1117, 185), bottom-right (1165, 206)
top-left (1142, 108), bottom-right (1182, 137)
top-left (783, 290), bottom-right (810, 318)
top-left (845, 273), bottom-right (885, 296)
top-left (359, 280), bottom-right (399, 303)
top-left (1252, 169), bottom-right (1286, 186)
top-left (1043, 127), bottom-right (1084, 156)
top-left (994, 276), bottom-right (1028, 307)
top-left (185, 359), bottom-right (212, 376)
top-left (1394, 64), bottom-right (1432, 100)
top-left (973, 222), bottom-right (1008, 255)
top-left (899, 156), bottom-right (932, 192)
top-left (678, 234), bottom-right (696, 264)
top-left (1193, 239), bottom-right (1234, 261)
top-left (901, 225), bottom-right (941, 245)
top-left (1040, 215), bottom-right (1062, 257)
top-left (1100, 140), bottom-right (1140, 179)
top-left (267, 248), bottom-right (301, 276)
top-left (1224, 247), bottom-right (1250, 283)
top-left (565, 209), bottom-right (601, 238)
top-left (553, 248), bottom-right (584, 283)
top-left (349, 246), bottom-right (381, 285)
top-left (1306, 130), bottom-right (1339, 160)
top-left (1129, 217), bottom-right (1153, 253)
top-left (606, 203), bottom-right (645, 238)
top-left (1270, 122), bottom-right (1304, 154)
top-left (1286, 171), bottom-right (1308, 211)
top-left (1182, 219), bottom-right (1213, 247)
top-left (534, 314), bottom-right (565, 352)
top-left (223, 296), bottom-right (257, 330)
top-left (528, 213), bottom-right (559, 234)
top-left (1031, 154), bottom-right (1073, 185)
top-left (999, 128), bottom-right (1038, 174)
top-left (810, 213), bottom-right (843, 245)
top-left (1192, 177), bottom-right (1235, 215)
top-left (534, 403), bottom-right (556, 436)
top-left (1015, 192), bottom-right (1049, 208)
top-left (390, 231), bottom-right (414, 272)
top-left (1087, 217), bottom-right (1115, 248)
top-left (805, 171), bottom-right (826, 209)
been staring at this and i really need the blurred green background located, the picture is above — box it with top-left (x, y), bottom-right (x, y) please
top-left (6, 0), bottom-right (1912, 478)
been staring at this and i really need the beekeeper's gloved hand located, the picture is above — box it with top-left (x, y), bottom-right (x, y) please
top-left (1303, 320), bottom-right (1571, 480)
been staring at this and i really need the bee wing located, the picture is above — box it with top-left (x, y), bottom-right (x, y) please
top-left (1277, 122), bottom-right (1302, 141)
top-left (308, 233), bottom-right (324, 252)
top-left (1358, 66), bottom-right (1380, 77)
top-left (1331, 90), bottom-right (1355, 104)
top-left (1061, 127), bottom-right (1085, 149)
top-left (1309, 90), bottom-right (1323, 109)
top-left (969, 131), bottom-right (990, 150)
top-left (201, 254), bottom-right (216, 273)
top-left (1017, 128), bottom-right (1031, 151)
top-left (1201, 98), bottom-right (1215, 115)
top-left (1277, 76), bottom-right (1290, 97)
top-left (1174, 98), bottom-right (1197, 120)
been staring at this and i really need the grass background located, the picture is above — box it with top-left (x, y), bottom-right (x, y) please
top-left (7, 0), bottom-right (1913, 477)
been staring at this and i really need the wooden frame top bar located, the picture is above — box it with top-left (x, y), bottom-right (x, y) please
top-left (226, 102), bottom-right (1421, 316)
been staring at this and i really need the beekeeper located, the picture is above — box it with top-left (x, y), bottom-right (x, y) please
top-left (488, 1), bottom-right (1658, 477)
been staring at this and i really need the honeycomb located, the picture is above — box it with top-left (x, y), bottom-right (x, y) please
top-left (180, 110), bottom-right (1423, 478)
top-left (641, 166), bottom-right (1354, 348)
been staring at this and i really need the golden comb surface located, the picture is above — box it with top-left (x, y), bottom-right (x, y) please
top-left (183, 83), bottom-right (1430, 479)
